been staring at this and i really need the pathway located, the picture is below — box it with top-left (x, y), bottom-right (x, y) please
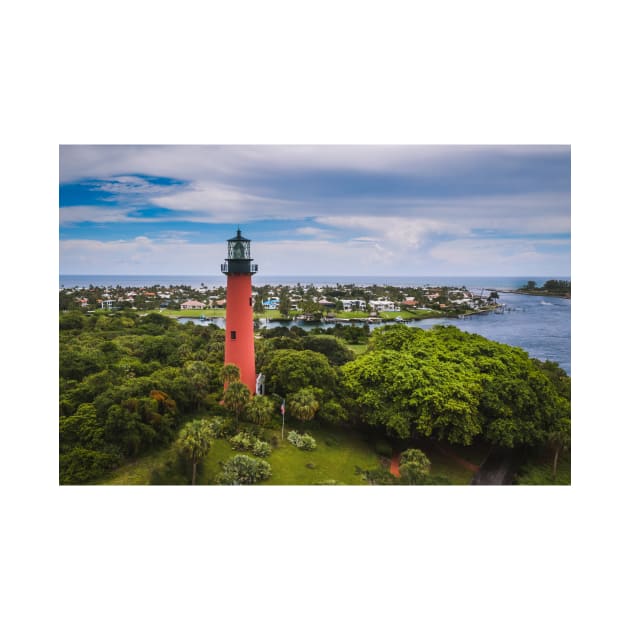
top-left (389, 453), bottom-right (401, 477)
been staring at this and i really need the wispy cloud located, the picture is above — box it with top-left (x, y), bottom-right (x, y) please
top-left (59, 145), bottom-right (570, 275)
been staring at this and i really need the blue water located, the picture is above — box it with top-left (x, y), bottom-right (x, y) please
top-left (181, 294), bottom-right (571, 375)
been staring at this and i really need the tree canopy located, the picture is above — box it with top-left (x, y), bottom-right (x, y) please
top-left (342, 325), bottom-right (570, 447)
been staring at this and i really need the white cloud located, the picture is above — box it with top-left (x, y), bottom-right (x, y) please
top-left (60, 237), bottom-right (225, 274)
top-left (429, 238), bottom-right (570, 275)
top-left (148, 181), bottom-right (291, 221)
top-left (316, 215), bottom-right (469, 250)
top-left (294, 226), bottom-right (333, 237)
top-left (59, 206), bottom-right (141, 225)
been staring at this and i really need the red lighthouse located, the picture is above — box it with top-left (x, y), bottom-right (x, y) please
top-left (221, 229), bottom-right (258, 393)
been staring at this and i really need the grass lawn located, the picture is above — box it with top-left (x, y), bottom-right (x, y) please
top-left (160, 308), bottom-right (226, 319)
top-left (100, 445), bottom-right (179, 485)
top-left (98, 422), bottom-right (492, 486)
top-left (261, 425), bottom-right (382, 485)
top-left (514, 451), bottom-right (571, 485)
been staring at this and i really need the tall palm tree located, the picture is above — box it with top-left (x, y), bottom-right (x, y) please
top-left (287, 388), bottom-right (319, 424)
top-left (223, 382), bottom-right (251, 425)
top-left (177, 419), bottom-right (213, 485)
top-left (246, 395), bottom-right (275, 427)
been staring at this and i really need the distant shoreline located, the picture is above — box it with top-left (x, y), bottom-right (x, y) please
top-left (502, 289), bottom-right (571, 299)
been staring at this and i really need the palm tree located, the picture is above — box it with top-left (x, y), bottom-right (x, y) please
top-left (220, 363), bottom-right (241, 386)
top-left (287, 388), bottom-right (319, 424)
top-left (246, 395), bottom-right (275, 427)
top-left (223, 382), bottom-right (251, 425)
top-left (176, 419), bottom-right (213, 485)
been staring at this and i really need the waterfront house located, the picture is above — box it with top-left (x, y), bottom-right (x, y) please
top-left (180, 299), bottom-right (205, 310)
top-left (341, 299), bottom-right (366, 311)
top-left (263, 298), bottom-right (280, 310)
top-left (368, 299), bottom-right (400, 312)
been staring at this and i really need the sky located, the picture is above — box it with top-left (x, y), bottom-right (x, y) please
top-left (59, 145), bottom-right (570, 277)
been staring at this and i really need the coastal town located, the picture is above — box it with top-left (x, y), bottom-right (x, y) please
top-left (59, 281), bottom-right (504, 322)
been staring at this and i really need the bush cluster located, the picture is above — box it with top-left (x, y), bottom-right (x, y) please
top-left (207, 416), bottom-right (237, 439)
top-left (287, 430), bottom-right (317, 451)
top-left (229, 432), bottom-right (272, 457)
top-left (215, 454), bottom-right (272, 485)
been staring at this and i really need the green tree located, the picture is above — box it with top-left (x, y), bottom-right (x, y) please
top-left (223, 382), bottom-right (251, 424)
top-left (278, 288), bottom-right (291, 318)
top-left (254, 294), bottom-right (265, 314)
top-left (246, 395), bottom-right (275, 427)
top-left (262, 349), bottom-right (337, 396)
top-left (342, 326), bottom-right (567, 447)
top-left (183, 360), bottom-right (217, 409)
top-left (302, 335), bottom-right (354, 366)
top-left (220, 363), bottom-right (241, 386)
top-left (287, 388), bottom-right (320, 424)
top-left (176, 419), bottom-right (213, 485)
top-left (399, 449), bottom-right (431, 484)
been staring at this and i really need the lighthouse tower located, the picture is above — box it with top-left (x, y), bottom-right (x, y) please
top-left (221, 229), bottom-right (258, 393)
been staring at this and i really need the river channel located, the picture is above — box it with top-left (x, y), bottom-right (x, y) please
top-left (178, 291), bottom-right (571, 375)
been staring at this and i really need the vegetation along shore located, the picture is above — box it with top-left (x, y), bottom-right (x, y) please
top-left (59, 280), bottom-right (571, 486)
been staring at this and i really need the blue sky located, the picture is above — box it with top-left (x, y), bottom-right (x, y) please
top-left (59, 145), bottom-right (570, 276)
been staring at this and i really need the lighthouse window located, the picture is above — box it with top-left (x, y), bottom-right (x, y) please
top-left (230, 330), bottom-right (237, 340)
top-left (249, 297), bottom-right (253, 306)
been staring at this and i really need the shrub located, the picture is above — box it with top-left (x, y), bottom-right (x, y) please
top-left (229, 432), bottom-right (272, 457)
top-left (399, 448), bottom-right (431, 484)
top-left (251, 440), bottom-right (272, 457)
top-left (207, 416), bottom-right (237, 439)
top-left (215, 454), bottom-right (272, 485)
top-left (287, 430), bottom-right (317, 451)
top-left (355, 466), bottom-right (398, 485)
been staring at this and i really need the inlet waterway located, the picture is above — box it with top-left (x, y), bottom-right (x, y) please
top-left (179, 291), bottom-right (571, 375)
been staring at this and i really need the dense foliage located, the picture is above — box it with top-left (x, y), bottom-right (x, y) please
top-left (59, 311), bottom-right (227, 483)
top-left (60, 309), bottom-right (570, 485)
top-left (342, 325), bottom-right (570, 448)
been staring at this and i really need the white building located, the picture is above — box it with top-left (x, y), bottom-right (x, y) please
top-left (341, 299), bottom-right (366, 311)
top-left (368, 299), bottom-right (400, 312)
top-left (180, 300), bottom-right (206, 310)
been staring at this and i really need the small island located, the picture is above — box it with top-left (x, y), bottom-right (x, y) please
top-left (513, 279), bottom-right (571, 298)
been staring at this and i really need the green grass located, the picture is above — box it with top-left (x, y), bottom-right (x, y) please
top-left (155, 307), bottom-right (445, 323)
top-left (514, 451), bottom-right (571, 485)
top-left (348, 344), bottom-right (369, 357)
top-left (160, 308), bottom-right (227, 319)
top-left (260, 425), bottom-right (381, 485)
top-left (97, 422), bottom-right (497, 486)
top-left (100, 446), bottom-right (179, 485)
